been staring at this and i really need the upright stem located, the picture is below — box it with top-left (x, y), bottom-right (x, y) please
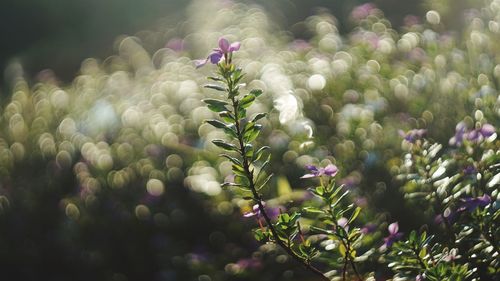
top-left (326, 193), bottom-right (362, 281)
top-left (223, 70), bottom-right (330, 281)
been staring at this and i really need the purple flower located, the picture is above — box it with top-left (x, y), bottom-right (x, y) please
top-left (351, 3), bottom-right (376, 21)
top-left (458, 194), bottom-right (491, 212)
top-left (243, 203), bottom-right (262, 218)
top-left (195, 37), bottom-right (241, 68)
top-left (337, 217), bottom-right (349, 232)
top-left (443, 248), bottom-right (461, 262)
top-left (301, 164), bottom-right (338, 179)
top-left (404, 15), bottom-right (421, 27)
top-left (479, 123), bottom-right (495, 137)
top-left (449, 122), bottom-right (467, 146)
top-left (468, 123), bottom-right (496, 142)
top-left (236, 257), bottom-right (262, 270)
top-left (361, 223), bottom-right (377, 234)
top-left (450, 122), bottom-right (496, 146)
top-left (166, 38), bottom-right (185, 52)
top-left (399, 129), bottom-right (427, 144)
top-left (382, 222), bottom-right (403, 248)
top-left (463, 165), bottom-right (476, 175)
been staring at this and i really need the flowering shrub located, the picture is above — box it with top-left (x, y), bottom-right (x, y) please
top-left (0, 0), bottom-right (498, 280)
top-left (197, 31), bottom-right (499, 279)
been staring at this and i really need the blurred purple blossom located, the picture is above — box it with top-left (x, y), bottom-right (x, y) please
top-left (399, 129), bottom-right (427, 143)
top-left (404, 15), bottom-right (421, 27)
top-left (236, 257), bottom-right (262, 270)
top-left (463, 165), bottom-right (476, 175)
top-left (443, 248), bottom-right (461, 262)
top-left (450, 122), bottom-right (496, 146)
top-left (458, 194), bottom-right (491, 212)
top-left (243, 203), bottom-right (281, 220)
top-left (449, 122), bottom-right (467, 146)
top-left (351, 3), bottom-right (376, 21)
top-left (290, 39), bottom-right (312, 52)
top-left (243, 204), bottom-right (262, 218)
top-left (301, 164), bottom-right (338, 179)
top-left (361, 223), bottom-right (377, 234)
top-left (382, 222), bottom-right (403, 249)
top-left (166, 38), bottom-right (185, 52)
top-left (337, 217), bottom-right (349, 232)
top-left (195, 37), bottom-right (240, 68)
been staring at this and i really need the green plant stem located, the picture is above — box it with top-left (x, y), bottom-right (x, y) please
top-left (326, 193), bottom-right (362, 281)
top-left (223, 72), bottom-right (330, 281)
top-left (413, 244), bottom-right (428, 270)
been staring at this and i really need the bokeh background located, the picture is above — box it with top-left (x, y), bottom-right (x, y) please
top-left (1, 0), bottom-right (476, 87)
top-left (0, 0), bottom-right (498, 281)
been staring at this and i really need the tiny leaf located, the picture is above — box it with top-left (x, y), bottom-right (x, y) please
top-left (212, 140), bottom-right (238, 151)
top-left (239, 94), bottom-right (256, 109)
top-left (204, 84), bottom-right (226, 92)
top-left (250, 89), bottom-right (263, 97)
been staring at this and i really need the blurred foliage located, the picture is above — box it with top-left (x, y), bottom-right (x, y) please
top-left (0, 0), bottom-right (499, 280)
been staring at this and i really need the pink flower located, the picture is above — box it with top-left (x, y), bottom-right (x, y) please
top-left (195, 37), bottom-right (241, 68)
top-left (382, 222), bottom-right (403, 248)
top-left (301, 164), bottom-right (338, 179)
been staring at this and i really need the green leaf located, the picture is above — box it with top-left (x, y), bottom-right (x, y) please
top-left (204, 84), bottom-right (226, 92)
top-left (234, 175), bottom-right (250, 187)
top-left (251, 112), bottom-right (267, 122)
top-left (348, 207), bottom-right (362, 224)
top-left (257, 173), bottom-right (273, 190)
top-left (233, 71), bottom-right (245, 84)
top-left (256, 154), bottom-right (271, 180)
top-left (277, 176), bottom-right (292, 196)
top-left (244, 143), bottom-right (254, 158)
top-left (312, 186), bottom-right (325, 196)
top-left (219, 111), bottom-right (235, 123)
top-left (303, 207), bottom-right (324, 214)
top-left (205, 119), bottom-right (228, 129)
top-left (220, 154), bottom-right (242, 165)
top-left (207, 76), bottom-right (223, 81)
top-left (221, 182), bottom-right (242, 188)
top-left (309, 225), bottom-right (332, 235)
top-left (348, 229), bottom-right (362, 241)
top-left (419, 247), bottom-right (427, 259)
top-left (250, 89), bottom-right (263, 97)
top-left (243, 124), bottom-right (262, 143)
top-left (212, 140), bottom-right (238, 151)
top-left (203, 99), bottom-right (229, 112)
top-left (237, 107), bottom-right (246, 119)
top-left (252, 146), bottom-right (270, 162)
top-left (223, 124), bottom-right (238, 138)
top-left (338, 243), bottom-right (346, 258)
top-left (332, 190), bottom-right (350, 208)
top-left (239, 94), bottom-right (256, 108)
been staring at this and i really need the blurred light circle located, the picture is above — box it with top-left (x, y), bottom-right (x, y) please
top-left (307, 74), bottom-right (326, 91)
top-left (426, 10), bottom-right (440, 25)
top-left (65, 203), bottom-right (80, 220)
top-left (56, 150), bottom-right (73, 169)
top-left (135, 204), bottom-right (151, 220)
top-left (147, 179), bottom-right (165, 196)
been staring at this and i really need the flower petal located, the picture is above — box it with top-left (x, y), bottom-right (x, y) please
top-left (480, 123), bottom-right (495, 137)
top-left (323, 164), bottom-right (338, 177)
top-left (388, 222), bottom-right (399, 235)
top-left (218, 38), bottom-right (230, 53)
top-left (300, 173), bottom-right (317, 179)
top-left (208, 51), bottom-right (223, 64)
top-left (229, 42), bottom-right (241, 52)
top-left (194, 59), bottom-right (208, 68)
top-left (305, 164), bottom-right (318, 172)
top-left (243, 211), bottom-right (257, 218)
